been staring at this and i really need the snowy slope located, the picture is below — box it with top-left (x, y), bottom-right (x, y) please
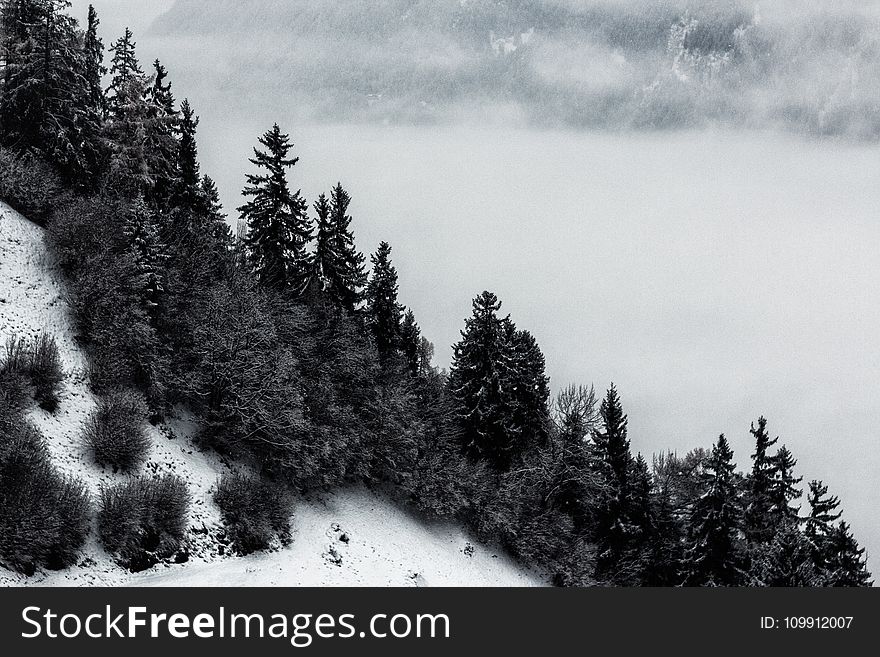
top-left (0, 202), bottom-right (543, 588)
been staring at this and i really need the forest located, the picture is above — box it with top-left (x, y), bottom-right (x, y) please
top-left (0, 0), bottom-right (872, 586)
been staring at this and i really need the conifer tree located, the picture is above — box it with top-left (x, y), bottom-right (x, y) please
top-left (238, 124), bottom-right (311, 291)
top-left (364, 241), bottom-right (403, 359)
top-left (768, 445), bottom-right (802, 526)
top-left (103, 28), bottom-right (152, 195)
top-left (449, 291), bottom-right (508, 463)
top-left (145, 58), bottom-right (179, 206)
top-left (504, 325), bottom-right (550, 449)
top-left (824, 522), bottom-right (872, 587)
top-left (593, 384), bottom-right (631, 488)
top-left (177, 100), bottom-right (199, 194)
top-left (684, 434), bottom-right (744, 586)
top-left (400, 309), bottom-right (421, 376)
top-left (325, 184), bottom-right (368, 309)
top-left (122, 197), bottom-right (165, 318)
top-left (744, 416), bottom-right (778, 543)
top-left (83, 4), bottom-right (105, 118)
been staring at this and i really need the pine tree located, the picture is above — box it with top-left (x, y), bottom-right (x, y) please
top-left (323, 183), bottom-right (368, 309)
top-left (824, 522), bottom-right (872, 587)
top-left (364, 241), bottom-right (403, 359)
top-left (743, 416), bottom-right (778, 543)
top-left (449, 291), bottom-right (508, 464)
top-left (503, 325), bottom-right (550, 450)
top-left (145, 58), bottom-right (179, 206)
top-left (768, 445), bottom-right (802, 527)
top-left (684, 434), bottom-right (744, 586)
top-left (83, 4), bottom-right (105, 118)
top-left (103, 28), bottom-right (152, 195)
top-left (238, 124), bottom-right (311, 291)
top-left (122, 197), bottom-right (165, 318)
top-left (805, 480), bottom-right (841, 563)
top-left (593, 384), bottom-right (631, 488)
top-left (174, 99), bottom-right (202, 212)
top-left (399, 309), bottom-right (421, 376)
top-left (105, 27), bottom-right (141, 116)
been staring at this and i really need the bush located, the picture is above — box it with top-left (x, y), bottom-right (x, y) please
top-left (0, 148), bottom-right (66, 224)
top-left (0, 333), bottom-right (65, 412)
top-left (98, 474), bottom-right (190, 572)
top-left (214, 471), bottom-right (292, 555)
top-left (82, 389), bottom-right (150, 472)
top-left (27, 333), bottom-right (64, 412)
top-left (0, 422), bottom-right (91, 574)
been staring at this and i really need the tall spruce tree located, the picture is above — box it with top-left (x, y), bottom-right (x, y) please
top-left (145, 58), bottom-right (179, 206)
top-left (238, 124), bottom-right (311, 291)
top-left (449, 291), bottom-right (550, 469)
top-left (324, 184), bottom-right (368, 309)
top-left (449, 291), bottom-right (508, 464)
top-left (768, 445), bottom-right (802, 527)
top-left (400, 309), bottom-right (422, 377)
top-left (83, 4), bottom-right (105, 118)
top-left (364, 241), bottom-right (403, 359)
top-left (684, 434), bottom-right (744, 586)
top-left (804, 480), bottom-right (841, 578)
top-left (103, 28), bottom-right (152, 195)
top-left (744, 416), bottom-right (778, 543)
top-left (824, 522), bottom-right (872, 587)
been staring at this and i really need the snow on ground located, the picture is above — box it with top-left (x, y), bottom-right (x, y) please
top-left (0, 202), bottom-right (544, 587)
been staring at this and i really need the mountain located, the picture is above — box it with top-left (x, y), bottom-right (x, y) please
top-left (147, 0), bottom-right (880, 137)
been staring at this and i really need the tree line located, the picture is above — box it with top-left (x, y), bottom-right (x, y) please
top-left (0, 0), bottom-right (871, 586)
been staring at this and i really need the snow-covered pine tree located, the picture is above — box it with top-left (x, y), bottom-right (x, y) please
top-left (823, 521), bottom-right (872, 587)
top-left (399, 309), bottom-right (421, 376)
top-left (174, 98), bottom-right (200, 211)
top-left (122, 196), bottom-right (166, 318)
top-left (743, 416), bottom-right (778, 543)
top-left (768, 445), bottom-right (803, 527)
top-left (449, 291), bottom-right (508, 464)
top-left (326, 183), bottom-right (367, 310)
top-left (364, 241), bottom-right (403, 359)
top-left (503, 324), bottom-right (550, 453)
top-left (684, 434), bottom-right (745, 586)
top-left (238, 123), bottom-right (311, 291)
top-left (103, 28), bottom-right (152, 196)
top-left (83, 4), bottom-right (105, 119)
top-left (804, 479), bottom-right (841, 572)
top-left (145, 58), bottom-right (180, 207)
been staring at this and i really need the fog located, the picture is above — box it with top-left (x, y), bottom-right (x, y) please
top-left (66, 1), bottom-right (879, 575)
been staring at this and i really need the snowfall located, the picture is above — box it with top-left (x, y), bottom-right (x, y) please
top-left (0, 201), bottom-right (544, 587)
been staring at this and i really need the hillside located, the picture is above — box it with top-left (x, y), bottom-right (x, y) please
top-left (0, 202), bottom-right (543, 587)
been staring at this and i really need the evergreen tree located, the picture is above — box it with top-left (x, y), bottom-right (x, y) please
top-left (449, 291), bottom-right (508, 464)
top-left (145, 58), bottom-right (179, 206)
top-left (122, 197), bottom-right (165, 318)
top-left (103, 28), bottom-right (152, 195)
top-left (743, 416), bottom-right (778, 543)
top-left (504, 325), bottom-right (550, 450)
top-left (684, 435), bottom-right (744, 586)
top-left (805, 480), bottom-right (841, 566)
top-left (823, 522), bottom-right (872, 587)
top-left (312, 183), bottom-right (367, 310)
top-left (83, 4), bottom-right (105, 119)
top-left (174, 98), bottom-right (200, 211)
top-left (105, 27), bottom-right (141, 116)
top-left (768, 445), bottom-right (802, 527)
top-left (238, 124), bottom-right (311, 291)
top-left (364, 241), bottom-right (403, 360)
top-left (399, 309), bottom-right (421, 376)
top-left (593, 384), bottom-right (631, 488)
